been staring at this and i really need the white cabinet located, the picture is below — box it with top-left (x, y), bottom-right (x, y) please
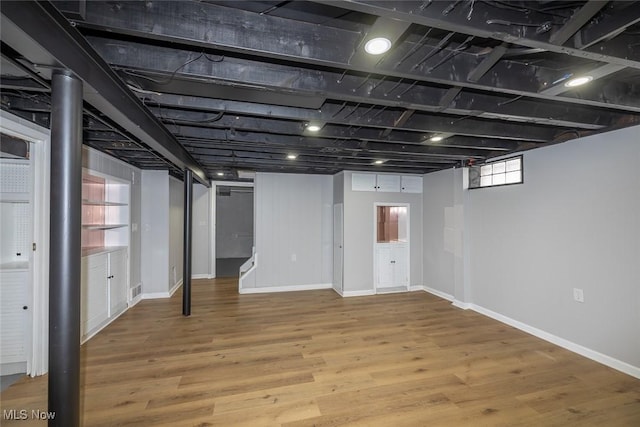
top-left (352, 173), bottom-right (421, 193)
top-left (81, 248), bottom-right (128, 341)
top-left (375, 174), bottom-right (401, 192)
top-left (375, 243), bottom-right (408, 290)
top-left (351, 173), bottom-right (399, 192)
top-left (108, 248), bottom-right (128, 316)
top-left (400, 175), bottom-right (423, 193)
top-left (81, 252), bottom-right (108, 337)
top-left (351, 173), bottom-right (377, 191)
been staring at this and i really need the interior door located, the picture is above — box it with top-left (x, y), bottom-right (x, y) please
top-left (333, 203), bottom-right (344, 292)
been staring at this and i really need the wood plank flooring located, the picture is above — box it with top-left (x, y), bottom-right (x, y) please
top-left (1, 278), bottom-right (639, 426)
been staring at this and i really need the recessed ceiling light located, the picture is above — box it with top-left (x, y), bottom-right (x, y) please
top-left (429, 136), bottom-right (444, 142)
top-left (306, 124), bottom-right (321, 132)
top-left (374, 160), bottom-right (384, 165)
top-left (364, 37), bottom-right (392, 55)
top-left (564, 75), bottom-right (593, 87)
top-left (287, 154), bottom-right (297, 160)
top-left (216, 172), bottom-right (224, 176)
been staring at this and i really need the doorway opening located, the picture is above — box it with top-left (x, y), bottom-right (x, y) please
top-left (0, 111), bottom-right (51, 381)
top-left (374, 203), bottom-right (410, 293)
top-left (214, 185), bottom-right (254, 278)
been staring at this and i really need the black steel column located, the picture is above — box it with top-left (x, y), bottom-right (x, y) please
top-left (182, 168), bottom-right (193, 316)
top-left (48, 71), bottom-right (83, 427)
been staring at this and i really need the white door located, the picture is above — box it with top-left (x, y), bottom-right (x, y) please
top-left (374, 205), bottom-right (409, 292)
top-left (108, 249), bottom-right (128, 317)
top-left (0, 271), bottom-right (28, 375)
top-left (333, 204), bottom-right (344, 292)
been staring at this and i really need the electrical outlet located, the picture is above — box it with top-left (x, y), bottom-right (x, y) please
top-left (291, 253), bottom-right (297, 262)
top-left (573, 288), bottom-right (584, 303)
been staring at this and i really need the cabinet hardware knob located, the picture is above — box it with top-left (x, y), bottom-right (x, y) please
top-left (23, 306), bottom-right (28, 310)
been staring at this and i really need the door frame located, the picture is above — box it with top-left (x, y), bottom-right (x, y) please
top-left (333, 203), bottom-right (344, 294)
top-left (373, 202), bottom-right (410, 294)
top-left (1, 110), bottom-right (50, 376)
top-left (209, 180), bottom-right (254, 279)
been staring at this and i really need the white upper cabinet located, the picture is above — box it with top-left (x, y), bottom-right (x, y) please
top-left (400, 175), bottom-right (423, 193)
top-left (351, 173), bottom-right (421, 193)
top-left (375, 174), bottom-right (401, 192)
top-left (351, 173), bottom-right (377, 191)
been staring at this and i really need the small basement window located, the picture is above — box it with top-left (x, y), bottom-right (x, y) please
top-left (469, 156), bottom-right (523, 189)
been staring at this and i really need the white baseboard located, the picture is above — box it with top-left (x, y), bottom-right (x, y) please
top-left (470, 303), bottom-right (640, 380)
top-left (169, 279), bottom-right (183, 297)
top-left (142, 280), bottom-right (182, 300)
top-left (129, 294), bottom-right (142, 307)
top-left (423, 286), bottom-right (455, 302)
top-left (192, 274), bottom-right (213, 279)
top-left (239, 283), bottom-right (332, 294)
top-left (410, 285), bottom-right (425, 292)
top-left (452, 300), bottom-right (472, 310)
top-left (141, 291), bottom-right (171, 299)
top-left (341, 289), bottom-right (376, 297)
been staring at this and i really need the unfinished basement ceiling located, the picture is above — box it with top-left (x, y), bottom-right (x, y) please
top-left (2, 0), bottom-right (640, 180)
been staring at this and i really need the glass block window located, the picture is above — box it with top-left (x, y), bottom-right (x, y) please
top-left (469, 156), bottom-right (523, 189)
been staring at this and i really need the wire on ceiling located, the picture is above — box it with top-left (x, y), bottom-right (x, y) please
top-left (118, 52), bottom-right (224, 87)
top-left (395, 28), bottom-right (433, 69)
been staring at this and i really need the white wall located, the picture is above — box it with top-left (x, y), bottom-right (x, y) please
top-left (140, 170), bottom-right (169, 295)
top-left (249, 173), bottom-right (333, 290)
top-left (422, 168), bottom-right (456, 297)
top-left (83, 147), bottom-right (142, 290)
top-left (342, 171), bottom-right (423, 293)
top-left (467, 125), bottom-right (640, 371)
top-left (192, 183), bottom-right (210, 277)
top-left (168, 177), bottom-right (184, 290)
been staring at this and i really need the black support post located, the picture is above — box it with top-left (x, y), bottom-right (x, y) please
top-left (48, 71), bottom-right (83, 427)
top-left (182, 168), bottom-right (193, 316)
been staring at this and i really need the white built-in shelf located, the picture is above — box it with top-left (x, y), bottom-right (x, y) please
top-left (82, 245), bottom-right (128, 257)
top-left (82, 224), bottom-right (128, 230)
top-left (82, 199), bottom-right (128, 207)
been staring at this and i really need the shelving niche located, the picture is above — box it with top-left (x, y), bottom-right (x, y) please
top-left (80, 170), bottom-right (130, 342)
top-left (82, 172), bottom-right (130, 254)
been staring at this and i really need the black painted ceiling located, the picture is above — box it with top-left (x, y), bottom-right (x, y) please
top-left (2, 1), bottom-right (640, 180)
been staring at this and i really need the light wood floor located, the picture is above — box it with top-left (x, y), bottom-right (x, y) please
top-left (1, 278), bottom-right (639, 426)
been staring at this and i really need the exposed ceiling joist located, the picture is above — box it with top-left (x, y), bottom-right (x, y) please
top-left (548, 0), bottom-right (608, 45)
top-left (574, 4), bottom-right (640, 48)
top-left (315, 0), bottom-right (640, 69)
top-left (0, 0), bottom-right (209, 185)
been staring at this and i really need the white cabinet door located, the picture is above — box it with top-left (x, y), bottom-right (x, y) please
top-left (81, 253), bottom-right (109, 337)
top-left (351, 173), bottom-right (377, 191)
top-left (375, 246), bottom-right (394, 288)
top-left (351, 173), bottom-right (404, 192)
top-left (391, 245), bottom-right (409, 287)
top-left (108, 249), bottom-right (128, 317)
top-left (401, 175), bottom-right (423, 193)
top-left (0, 271), bottom-right (28, 372)
top-left (375, 244), bottom-right (409, 290)
top-left (376, 175), bottom-right (401, 192)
